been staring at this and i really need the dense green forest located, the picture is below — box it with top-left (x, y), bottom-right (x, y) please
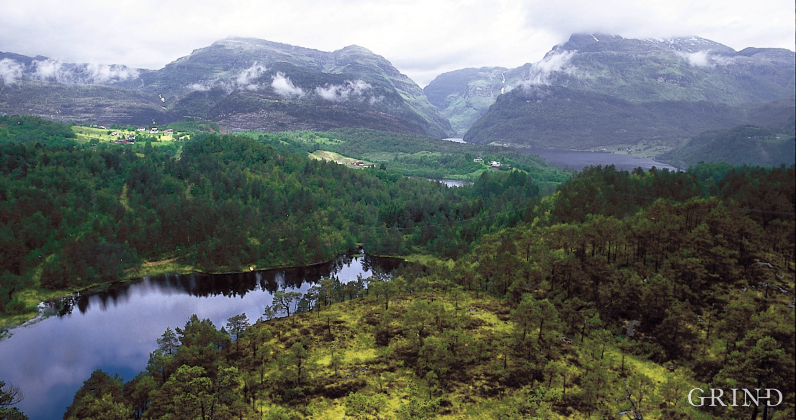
top-left (1, 116), bottom-right (794, 419)
top-left (658, 125), bottom-right (796, 168)
top-left (241, 128), bottom-right (568, 188)
top-left (0, 116), bottom-right (543, 318)
top-left (57, 162), bottom-right (795, 419)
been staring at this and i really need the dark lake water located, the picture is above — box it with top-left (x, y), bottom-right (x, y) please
top-left (0, 252), bottom-right (402, 420)
top-left (442, 137), bottom-right (677, 172)
top-left (514, 148), bottom-right (678, 172)
top-left (435, 179), bottom-right (474, 187)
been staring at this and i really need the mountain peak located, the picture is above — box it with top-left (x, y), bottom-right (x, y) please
top-left (556, 33), bottom-right (735, 55)
top-left (338, 45), bottom-right (372, 53)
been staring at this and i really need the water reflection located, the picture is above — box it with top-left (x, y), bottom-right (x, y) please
top-left (512, 148), bottom-right (677, 172)
top-left (435, 179), bottom-right (474, 188)
top-left (45, 253), bottom-right (401, 317)
top-left (0, 251), bottom-right (402, 420)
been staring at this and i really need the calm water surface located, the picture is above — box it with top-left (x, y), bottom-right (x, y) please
top-left (513, 148), bottom-right (677, 172)
top-left (442, 138), bottom-right (676, 172)
top-left (434, 179), bottom-right (474, 187)
top-left (0, 252), bottom-right (401, 420)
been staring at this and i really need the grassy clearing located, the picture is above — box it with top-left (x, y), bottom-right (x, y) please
top-left (401, 254), bottom-right (455, 268)
top-left (125, 258), bottom-right (197, 279)
top-left (0, 287), bottom-right (71, 331)
top-left (71, 126), bottom-right (189, 148)
top-left (308, 150), bottom-right (370, 167)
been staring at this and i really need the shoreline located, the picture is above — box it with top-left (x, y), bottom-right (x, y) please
top-left (1, 248), bottom-right (404, 335)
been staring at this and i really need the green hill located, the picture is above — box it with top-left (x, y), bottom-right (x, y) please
top-left (658, 125), bottom-right (796, 168)
top-left (57, 164), bottom-right (795, 420)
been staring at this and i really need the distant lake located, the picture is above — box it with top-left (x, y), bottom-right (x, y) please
top-left (0, 252), bottom-right (402, 420)
top-left (441, 138), bottom-right (677, 172)
top-left (514, 148), bottom-right (678, 172)
top-left (434, 179), bottom-right (474, 187)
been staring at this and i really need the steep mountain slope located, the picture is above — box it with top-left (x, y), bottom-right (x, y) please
top-left (0, 39), bottom-right (452, 137)
top-left (424, 34), bottom-right (794, 148)
top-left (422, 67), bottom-right (507, 135)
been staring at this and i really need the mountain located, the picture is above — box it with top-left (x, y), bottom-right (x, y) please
top-left (0, 38), bottom-right (452, 137)
top-left (424, 33), bottom-right (794, 148)
top-left (422, 67), bottom-right (507, 136)
top-left (657, 124), bottom-right (796, 168)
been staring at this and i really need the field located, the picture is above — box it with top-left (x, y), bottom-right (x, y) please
top-left (308, 150), bottom-right (372, 167)
top-left (72, 126), bottom-right (189, 146)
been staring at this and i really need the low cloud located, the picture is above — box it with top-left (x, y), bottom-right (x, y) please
top-left (0, 58), bottom-right (24, 84)
top-left (186, 80), bottom-right (235, 94)
top-left (236, 62), bottom-right (266, 90)
top-left (271, 72), bottom-right (304, 98)
top-left (32, 59), bottom-right (67, 82)
top-left (315, 79), bottom-right (371, 102)
top-left (676, 50), bottom-right (714, 67)
top-left (85, 63), bottom-right (139, 83)
top-left (515, 50), bottom-right (576, 89)
top-left (187, 83), bottom-right (211, 92)
top-left (31, 59), bottom-right (139, 84)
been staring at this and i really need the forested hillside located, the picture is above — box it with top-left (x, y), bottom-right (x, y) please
top-left (657, 125), bottom-right (796, 168)
top-left (58, 163), bottom-right (795, 419)
top-left (254, 128), bottom-right (567, 188)
top-left (0, 117), bottom-right (542, 320)
top-left (1, 116), bottom-right (794, 419)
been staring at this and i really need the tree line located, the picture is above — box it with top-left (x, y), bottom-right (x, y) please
top-left (1, 117), bottom-right (542, 313)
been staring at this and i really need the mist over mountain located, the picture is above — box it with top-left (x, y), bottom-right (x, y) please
top-left (425, 33), bottom-right (794, 147)
top-left (0, 38), bottom-right (452, 137)
top-left (2, 33), bottom-right (793, 147)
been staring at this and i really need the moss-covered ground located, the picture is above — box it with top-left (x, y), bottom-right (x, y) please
top-left (230, 289), bottom-right (716, 419)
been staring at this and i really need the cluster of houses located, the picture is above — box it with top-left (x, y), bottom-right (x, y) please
top-left (473, 157), bottom-right (502, 169)
top-left (115, 134), bottom-right (136, 144)
top-left (110, 127), bottom-right (176, 145)
top-left (143, 127), bottom-right (174, 134)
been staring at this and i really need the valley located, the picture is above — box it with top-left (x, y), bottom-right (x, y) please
top-left (0, 31), bottom-right (794, 420)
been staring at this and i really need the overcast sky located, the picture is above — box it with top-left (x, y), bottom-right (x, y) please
top-left (0, 0), bottom-right (792, 86)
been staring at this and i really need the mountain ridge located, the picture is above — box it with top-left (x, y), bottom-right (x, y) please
top-left (426, 33), bottom-right (795, 144)
top-left (0, 38), bottom-right (452, 137)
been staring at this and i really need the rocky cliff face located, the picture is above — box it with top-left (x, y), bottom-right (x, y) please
top-left (0, 38), bottom-right (451, 137)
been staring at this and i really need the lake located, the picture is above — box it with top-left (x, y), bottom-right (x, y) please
top-left (442, 137), bottom-right (677, 172)
top-left (0, 252), bottom-right (402, 420)
top-left (434, 179), bottom-right (474, 187)
top-left (514, 148), bottom-right (678, 172)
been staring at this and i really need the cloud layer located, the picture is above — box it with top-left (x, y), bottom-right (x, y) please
top-left (0, 58), bottom-right (24, 84)
top-left (271, 72), bottom-right (304, 98)
top-left (30, 60), bottom-right (140, 84)
top-left (236, 62), bottom-right (267, 90)
top-left (516, 51), bottom-right (576, 88)
top-left (0, 0), bottom-right (792, 87)
top-left (315, 80), bottom-right (372, 102)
